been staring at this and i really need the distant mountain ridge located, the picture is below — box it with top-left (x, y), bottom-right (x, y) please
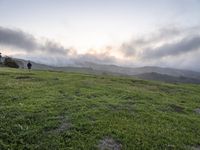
top-left (135, 72), bottom-right (200, 84)
top-left (2, 57), bottom-right (200, 84)
top-left (75, 61), bottom-right (200, 79)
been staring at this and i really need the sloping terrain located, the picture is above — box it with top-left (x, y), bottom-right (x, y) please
top-left (76, 62), bottom-right (200, 79)
top-left (135, 72), bottom-right (200, 84)
top-left (1, 68), bottom-right (200, 149)
top-left (12, 58), bottom-right (200, 80)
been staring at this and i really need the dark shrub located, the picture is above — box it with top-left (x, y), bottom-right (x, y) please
top-left (4, 57), bottom-right (19, 68)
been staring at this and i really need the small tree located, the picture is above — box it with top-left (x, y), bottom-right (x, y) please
top-left (4, 57), bottom-right (19, 68)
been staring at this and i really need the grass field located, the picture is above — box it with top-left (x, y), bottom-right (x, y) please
top-left (0, 67), bottom-right (200, 150)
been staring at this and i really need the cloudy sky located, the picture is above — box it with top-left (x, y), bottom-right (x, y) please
top-left (0, 0), bottom-right (200, 70)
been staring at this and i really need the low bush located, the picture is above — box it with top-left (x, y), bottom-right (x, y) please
top-left (4, 57), bottom-right (19, 68)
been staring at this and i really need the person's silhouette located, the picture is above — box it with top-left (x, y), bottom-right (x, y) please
top-left (0, 53), bottom-right (2, 64)
top-left (27, 61), bottom-right (32, 71)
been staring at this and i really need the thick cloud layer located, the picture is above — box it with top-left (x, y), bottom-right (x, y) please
top-left (1, 26), bottom-right (200, 71)
top-left (0, 26), bottom-right (118, 66)
top-left (0, 26), bottom-right (38, 50)
top-left (143, 35), bottom-right (200, 59)
top-left (0, 26), bottom-right (69, 55)
top-left (117, 26), bottom-right (200, 71)
top-left (120, 26), bottom-right (200, 59)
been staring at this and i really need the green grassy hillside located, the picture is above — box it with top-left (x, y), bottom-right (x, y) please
top-left (1, 68), bottom-right (200, 150)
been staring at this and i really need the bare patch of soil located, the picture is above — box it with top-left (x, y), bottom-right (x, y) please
top-left (48, 115), bottom-right (71, 133)
top-left (55, 116), bottom-right (71, 133)
top-left (56, 122), bottom-right (71, 132)
top-left (98, 137), bottom-right (122, 150)
top-left (169, 104), bottom-right (184, 113)
top-left (106, 103), bottom-right (135, 113)
top-left (15, 76), bottom-right (43, 82)
top-left (52, 77), bottom-right (59, 80)
top-left (15, 76), bottom-right (32, 79)
top-left (194, 108), bottom-right (200, 114)
top-left (190, 145), bottom-right (200, 150)
top-left (0, 72), bottom-right (9, 76)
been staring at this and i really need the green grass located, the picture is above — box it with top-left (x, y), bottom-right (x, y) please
top-left (0, 67), bottom-right (200, 150)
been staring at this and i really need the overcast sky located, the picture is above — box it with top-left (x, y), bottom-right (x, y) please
top-left (0, 0), bottom-right (200, 70)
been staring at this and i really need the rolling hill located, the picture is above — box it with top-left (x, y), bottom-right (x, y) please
top-left (135, 72), bottom-right (200, 84)
top-left (0, 67), bottom-right (200, 149)
top-left (11, 58), bottom-right (200, 84)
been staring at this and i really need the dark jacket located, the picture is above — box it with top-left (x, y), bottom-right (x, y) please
top-left (27, 62), bottom-right (32, 69)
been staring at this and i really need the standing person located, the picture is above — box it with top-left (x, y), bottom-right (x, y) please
top-left (0, 53), bottom-right (2, 64)
top-left (27, 61), bottom-right (32, 71)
